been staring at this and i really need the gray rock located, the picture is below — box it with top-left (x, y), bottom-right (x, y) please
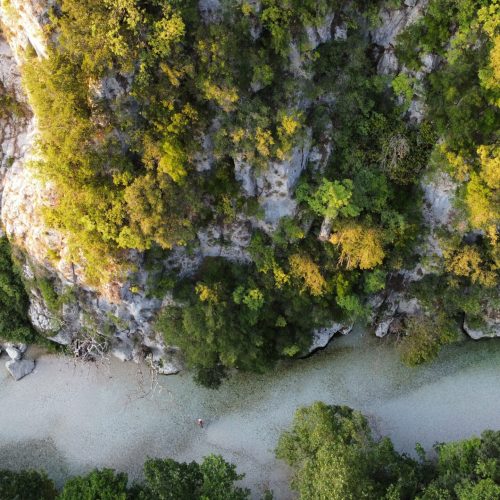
top-left (198, 0), bottom-right (221, 24)
top-left (304, 12), bottom-right (334, 50)
top-left (48, 330), bottom-right (75, 345)
top-left (374, 293), bottom-right (399, 337)
top-left (334, 24), bottom-right (348, 41)
top-left (377, 51), bottom-right (399, 75)
top-left (375, 318), bottom-right (395, 338)
top-left (148, 347), bottom-right (183, 375)
top-left (111, 343), bottom-right (134, 362)
top-left (371, 1), bottom-right (428, 48)
top-left (308, 322), bottom-right (354, 354)
top-left (5, 358), bottom-right (35, 380)
top-left (197, 217), bottom-right (252, 262)
top-left (254, 131), bottom-right (312, 228)
top-left (157, 361), bottom-right (182, 375)
top-left (463, 308), bottom-right (500, 340)
top-left (397, 298), bottom-right (421, 315)
top-left (421, 53), bottom-right (440, 72)
top-left (5, 346), bottom-right (21, 360)
top-left (194, 132), bottom-right (214, 172)
top-left (28, 297), bottom-right (60, 333)
top-left (422, 172), bottom-right (458, 231)
top-left (408, 98), bottom-right (426, 123)
top-left (318, 216), bottom-right (333, 242)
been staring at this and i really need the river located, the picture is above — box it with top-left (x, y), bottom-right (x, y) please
top-left (0, 328), bottom-right (499, 498)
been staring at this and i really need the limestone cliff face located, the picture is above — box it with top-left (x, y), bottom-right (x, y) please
top-left (0, 0), bottom-right (182, 371)
top-left (0, 0), bottom-right (495, 370)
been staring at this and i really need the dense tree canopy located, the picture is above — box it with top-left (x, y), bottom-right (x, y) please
top-left (277, 402), bottom-right (500, 500)
top-left (0, 455), bottom-right (249, 500)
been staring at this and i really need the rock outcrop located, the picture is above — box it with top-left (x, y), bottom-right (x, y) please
top-left (463, 305), bottom-right (500, 340)
top-left (2, 341), bottom-right (34, 380)
top-left (304, 322), bottom-right (354, 356)
top-left (5, 358), bottom-right (35, 381)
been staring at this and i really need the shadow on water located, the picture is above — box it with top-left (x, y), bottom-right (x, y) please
top-left (0, 438), bottom-right (70, 488)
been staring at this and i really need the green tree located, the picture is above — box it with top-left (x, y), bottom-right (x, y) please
top-left (276, 402), bottom-right (422, 500)
top-left (58, 469), bottom-right (129, 500)
top-left (199, 455), bottom-right (249, 500)
top-left (420, 430), bottom-right (500, 497)
top-left (297, 179), bottom-right (360, 220)
top-left (0, 469), bottom-right (57, 500)
top-left (139, 458), bottom-right (202, 500)
top-left (138, 455), bottom-right (249, 500)
top-left (0, 238), bottom-right (36, 343)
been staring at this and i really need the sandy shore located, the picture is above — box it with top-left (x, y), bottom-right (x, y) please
top-left (0, 328), bottom-right (499, 499)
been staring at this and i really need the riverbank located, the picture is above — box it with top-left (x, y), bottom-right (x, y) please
top-left (0, 328), bottom-right (499, 499)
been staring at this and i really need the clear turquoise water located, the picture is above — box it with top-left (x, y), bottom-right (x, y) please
top-left (0, 328), bottom-right (498, 498)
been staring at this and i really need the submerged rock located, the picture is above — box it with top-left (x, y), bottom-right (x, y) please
top-left (5, 358), bottom-right (35, 380)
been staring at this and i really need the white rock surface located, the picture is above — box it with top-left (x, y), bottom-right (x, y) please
top-left (256, 134), bottom-right (312, 228)
top-left (197, 217), bottom-right (252, 262)
top-left (422, 172), bottom-right (457, 228)
top-left (234, 132), bottom-right (312, 232)
top-left (47, 330), bottom-right (75, 346)
top-left (307, 322), bottom-right (354, 353)
top-left (0, 0), bottom-right (50, 62)
top-left (5, 358), bottom-right (35, 380)
top-left (334, 24), bottom-right (348, 41)
top-left (397, 298), bottom-right (421, 315)
top-left (304, 12), bottom-right (335, 50)
top-left (377, 50), bottom-right (399, 75)
top-left (463, 306), bottom-right (500, 340)
top-left (5, 346), bottom-right (21, 360)
top-left (28, 296), bottom-right (59, 333)
top-left (374, 293), bottom-right (399, 338)
top-left (375, 317), bottom-right (395, 338)
top-left (371, 1), bottom-right (428, 48)
top-left (234, 157), bottom-right (257, 197)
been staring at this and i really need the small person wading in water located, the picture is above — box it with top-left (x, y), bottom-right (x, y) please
top-left (197, 418), bottom-right (204, 428)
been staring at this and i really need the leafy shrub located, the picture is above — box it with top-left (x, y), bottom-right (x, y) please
top-left (399, 313), bottom-right (459, 366)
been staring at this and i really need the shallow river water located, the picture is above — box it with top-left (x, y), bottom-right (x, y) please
top-left (0, 328), bottom-right (499, 498)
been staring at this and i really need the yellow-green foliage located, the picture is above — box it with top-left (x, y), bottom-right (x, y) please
top-left (330, 224), bottom-right (385, 270)
top-left (288, 253), bottom-right (327, 296)
top-left (444, 245), bottom-right (497, 287)
top-left (465, 145), bottom-right (499, 244)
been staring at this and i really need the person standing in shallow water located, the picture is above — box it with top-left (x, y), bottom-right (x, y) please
top-left (197, 418), bottom-right (204, 428)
